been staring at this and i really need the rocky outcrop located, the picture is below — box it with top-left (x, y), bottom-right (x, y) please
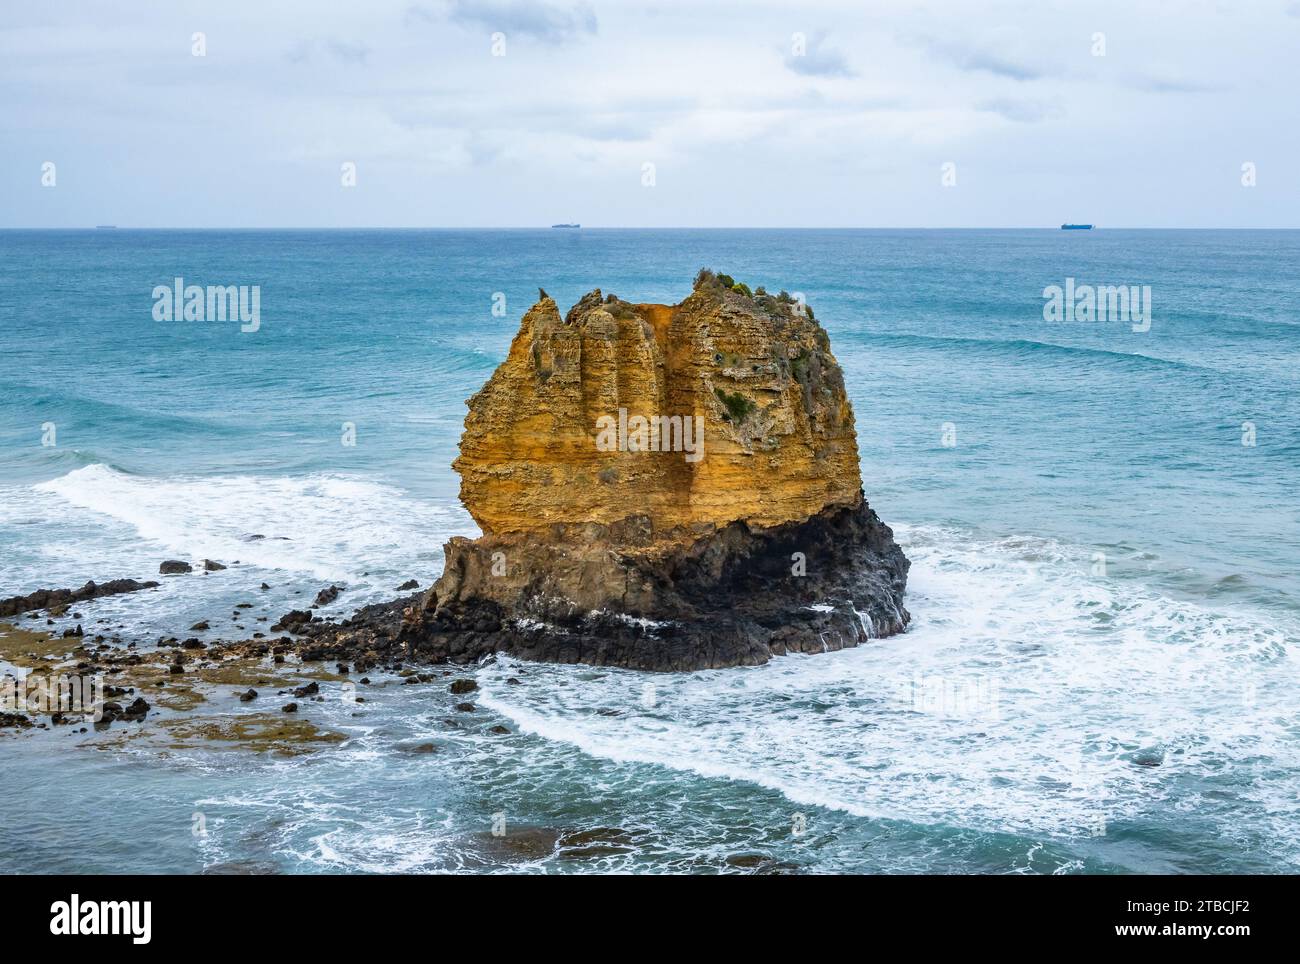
top-left (399, 270), bottom-right (910, 671)
top-left (454, 275), bottom-right (861, 533)
top-left (0, 578), bottom-right (160, 618)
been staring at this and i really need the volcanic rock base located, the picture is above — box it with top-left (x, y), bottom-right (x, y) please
top-left (398, 497), bottom-right (909, 671)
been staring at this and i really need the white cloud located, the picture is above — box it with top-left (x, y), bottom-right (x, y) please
top-left (441, 0), bottom-right (597, 43)
top-left (0, 0), bottom-right (1294, 227)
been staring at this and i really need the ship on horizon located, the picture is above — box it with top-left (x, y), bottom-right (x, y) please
top-left (551, 223), bottom-right (580, 229)
top-left (1060, 223), bottom-right (1094, 230)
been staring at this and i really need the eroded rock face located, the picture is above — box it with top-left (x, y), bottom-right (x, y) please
top-left (455, 275), bottom-right (861, 534)
top-left (403, 271), bottom-right (910, 670)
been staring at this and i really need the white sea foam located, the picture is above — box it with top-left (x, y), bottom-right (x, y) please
top-left (477, 522), bottom-right (1300, 856)
top-left (593, 611), bottom-right (672, 633)
top-left (514, 616), bottom-right (565, 634)
top-left (25, 463), bottom-right (469, 598)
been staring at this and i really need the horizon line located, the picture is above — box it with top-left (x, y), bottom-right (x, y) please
top-left (3, 225), bottom-right (1298, 232)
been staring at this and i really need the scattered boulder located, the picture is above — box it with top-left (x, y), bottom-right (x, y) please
top-left (122, 697), bottom-right (150, 720)
top-left (203, 559), bottom-right (227, 572)
top-left (270, 609), bottom-right (313, 633)
top-left (1129, 746), bottom-right (1166, 768)
top-left (159, 561), bottom-right (192, 575)
top-left (92, 697), bottom-right (152, 727)
top-left (477, 826), bottom-right (561, 861)
top-left (95, 701), bottom-right (125, 728)
top-left (313, 585), bottom-right (343, 607)
top-left (454, 702), bottom-right (476, 712)
top-left (449, 678), bottom-right (478, 695)
top-left (190, 621), bottom-right (210, 631)
top-left (281, 702), bottom-right (298, 713)
top-left (724, 854), bottom-right (769, 869)
top-left (292, 681), bottom-right (319, 699)
top-left (396, 579), bottom-right (419, 591)
top-left (557, 827), bottom-right (637, 859)
top-left (238, 688), bottom-right (258, 702)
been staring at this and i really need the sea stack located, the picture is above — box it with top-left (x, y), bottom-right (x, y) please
top-left (401, 269), bottom-right (910, 670)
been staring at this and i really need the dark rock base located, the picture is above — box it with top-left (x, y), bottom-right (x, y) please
top-left (397, 499), bottom-right (910, 671)
top-left (0, 578), bottom-right (160, 618)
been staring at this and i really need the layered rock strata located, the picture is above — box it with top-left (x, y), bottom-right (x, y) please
top-left (398, 270), bottom-right (910, 670)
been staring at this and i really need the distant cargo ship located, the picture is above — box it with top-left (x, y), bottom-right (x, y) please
top-left (1060, 223), bottom-right (1093, 230)
top-left (94, 225), bottom-right (117, 229)
top-left (551, 223), bottom-right (580, 229)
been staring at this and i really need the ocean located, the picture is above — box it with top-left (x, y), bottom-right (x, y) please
top-left (1, 228), bottom-right (1297, 873)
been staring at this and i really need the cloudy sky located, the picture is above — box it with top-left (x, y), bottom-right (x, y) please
top-left (3, 0), bottom-right (1297, 227)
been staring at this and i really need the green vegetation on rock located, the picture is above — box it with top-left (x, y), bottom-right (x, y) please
top-left (714, 387), bottom-right (757, 423)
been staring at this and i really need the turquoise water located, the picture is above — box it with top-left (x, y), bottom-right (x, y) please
top-left (2, 229), bottom-right (1298, 873)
